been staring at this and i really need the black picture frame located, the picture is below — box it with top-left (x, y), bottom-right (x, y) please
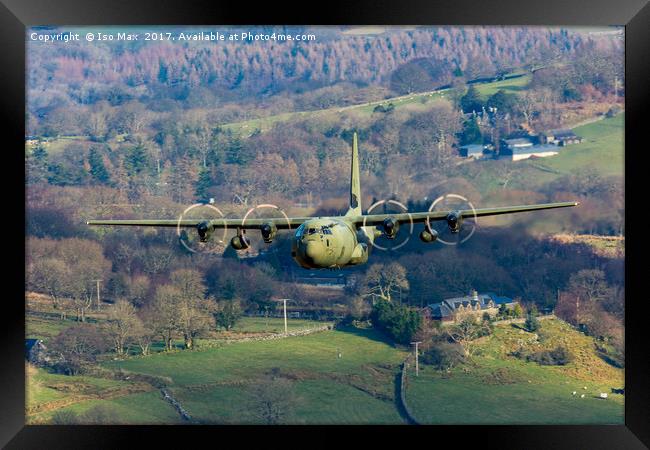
top-left (3, 0), bottom-right (649, 447)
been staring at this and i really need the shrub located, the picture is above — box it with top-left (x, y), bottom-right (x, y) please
top-left (78, 405), bottom-right (122, 424)
top-left (50, 410), bottom-right (78, 424)
top-left (370, 299), bottom-right (422, 345)
top-left (421, 342), bottom-right (465, 370)
top-left (530, 346), bottom-right (572, 366)
top-left (513, 346), bottom-right (573, 366)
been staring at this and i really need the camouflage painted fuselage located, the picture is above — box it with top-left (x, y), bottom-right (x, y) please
top-left (291, 218), bottom-right (374, 269)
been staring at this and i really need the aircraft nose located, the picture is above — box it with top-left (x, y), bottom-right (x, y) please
top-left (305, 241), bottom-right (321, 259)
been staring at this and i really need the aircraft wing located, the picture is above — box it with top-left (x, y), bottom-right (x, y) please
top-left (87, 201), bottom-right (578, 230)
top-left (350, 201), bottom-right (579, 227)
top-left (86, 217), bottom-right (312, 230)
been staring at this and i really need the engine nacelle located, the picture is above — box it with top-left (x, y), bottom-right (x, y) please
top-left (419, 228), bottom-right (438, 243)
top-left (196, 221), bottom-right (213, 243)
top-left (230, 234), bottom-right (251, 250)
top-left (446, 211), bottom-right (463, 233)
top-left (382, 217), bottom-right (400, 239)
top-left (260, 222), bottom-right (277, 243)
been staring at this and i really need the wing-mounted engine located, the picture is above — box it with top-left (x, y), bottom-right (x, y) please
top-left (426, 194), bottom-right (478, 246)
top-left (446, 211), bottom-right (463, 233)
top-left (196, 221), bottom-right (214, 243)
top-left (230, 230), bottom-right (251, 250)
top-left (260, 222), bottom-right (277, 243)
top-left (419, 228), bottom-right (438, 243)
top-left (382, 217), bottom-right (400, 239)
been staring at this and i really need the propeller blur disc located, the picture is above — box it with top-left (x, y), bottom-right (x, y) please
top-left (426, 194), bottom-right (478, 246)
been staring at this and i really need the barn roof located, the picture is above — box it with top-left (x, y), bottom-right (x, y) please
top-left (510, 144), bottom-right (559, 155)
top-left (545, 128), bottom-right (579, 138)
top-left (504, 137), bottom-right (533, 147)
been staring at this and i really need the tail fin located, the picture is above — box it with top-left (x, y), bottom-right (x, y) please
top-left (346, 132), bottom-right (362, 216)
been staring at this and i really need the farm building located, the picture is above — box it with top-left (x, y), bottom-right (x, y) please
top-left (540, 129), bottom-right (583, 146)
top-left (425, 290), bottom-right (517, 323)
top-left (458, 144), bottom-right (486, 159)
top-left (500, 144), bottom-right (559, 161)
top-left (503, 137), bottom-right (534, 150)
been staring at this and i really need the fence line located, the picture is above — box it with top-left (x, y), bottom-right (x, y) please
top-left (398, 355), bottom-right (420, 425)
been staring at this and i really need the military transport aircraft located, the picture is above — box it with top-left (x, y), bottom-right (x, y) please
top-left (87, 133), bottom-right (578, 269)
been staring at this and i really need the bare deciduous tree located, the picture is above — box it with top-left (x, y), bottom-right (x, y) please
top-left (28, 257), bottom-right (69, 310)
top-left (568, 269), bottom-right (611, 303)
top-left (133, 309), bottom-right (157, 356)
top-left (57, 239), bottom-right (111, 322)
top-left (105, 299), bottom-right (141, 356)
top-left (360, 263), bottom-right (409, 303)
top-left (445, 315), bottom-right (491, 357)
top-left (171, 269), bottom-right (214, 349)
top-left (149, 285), bottom-right (181, 352)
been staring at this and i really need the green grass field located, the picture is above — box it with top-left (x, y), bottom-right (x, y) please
top-left (220, 89), bottom-right (450, 137)
top-left (104, 326), bottom-right (405, 386)
top-left (101, 326), bottom-right (406, 424)
top-left (171, 378), bottom-right (402, 424)
top-left (405, 319), bottom-right (624, 424)
top-left (30, 389), bottom-right (182, 424)
top-left (453, 112), bottom-right (624, 206)
top-left (26, 312), bottom-right (79, 343)
top-left (32, 326), bottom-right (407, 424)
top-left (474, 73), bottom-right (531, 97)
top-left (26, 365), bottom-right (173, 424)
top-left (536, 113), bottom-right (624, 177)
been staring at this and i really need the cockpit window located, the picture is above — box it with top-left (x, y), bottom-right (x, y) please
top-left (308, 228), bottom-right (318, 235)
top-left (322, 227), bottom-right (332, 235)
top-left (296, 223), bottom-right (305, 237)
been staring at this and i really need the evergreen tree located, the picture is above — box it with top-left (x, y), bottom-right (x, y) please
top-left (194, 168), bottom-right (212, 203)
top-left (27, 144), bottom-right (49, 183)
top-left (124, 144), bottom-right (148, 176)
top-left (157, 62), bottom-right (168, 84)
top-left (486, 89), bottom-right (519, 116)
top-left (525, 306), bottom-right (540, 332)
top-left (225, 135), bottom-right (253, 165)
top-left (214, 300), bottom-right (242, 331)
top-left (88, 147), bottom-right (111, 184)
top-left (460, 85), bottom-right (484, 113)
top-left (458, 117), bottom-right (483, 145)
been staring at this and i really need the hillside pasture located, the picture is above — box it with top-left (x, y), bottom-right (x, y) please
top-left (405, 318), bottom-right (624, 424)
top-left (101, 326), bottom-right (407, 424)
